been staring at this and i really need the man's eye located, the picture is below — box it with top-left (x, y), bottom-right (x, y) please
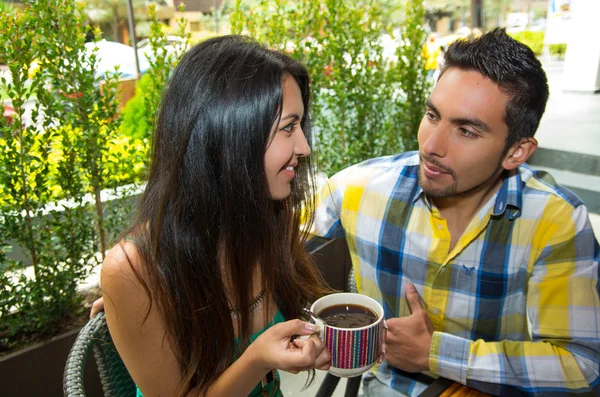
top-left (425, 111), bottom-right (437, 121)
top-left (459, 128), bottom-right (477, 138)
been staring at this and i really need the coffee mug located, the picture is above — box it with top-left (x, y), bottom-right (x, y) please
top-left (309, 293), bottom-right (385, 378)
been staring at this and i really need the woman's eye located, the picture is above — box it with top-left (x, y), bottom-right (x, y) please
top-left (280, 122), bottom-right (297, 133)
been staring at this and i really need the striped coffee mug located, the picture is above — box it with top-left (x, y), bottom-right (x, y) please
top-left (310, 293), bottom-right (384, 378)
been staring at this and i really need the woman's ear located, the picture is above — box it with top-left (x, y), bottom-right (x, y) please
top-left (502, 137), bottom-right (538, 170)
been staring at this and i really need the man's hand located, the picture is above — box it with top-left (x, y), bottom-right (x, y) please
top-left (385, 283), bottom-right (434, 373)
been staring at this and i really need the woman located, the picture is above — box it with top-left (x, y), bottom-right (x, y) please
top-left (101, 35), bottom-right (331, 397)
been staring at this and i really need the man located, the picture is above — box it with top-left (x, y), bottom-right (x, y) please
top-left (308, 28), bottom-right (600, 396)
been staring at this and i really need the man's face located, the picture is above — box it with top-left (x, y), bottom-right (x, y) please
top-left (417, 68), bottom-right (511, 198)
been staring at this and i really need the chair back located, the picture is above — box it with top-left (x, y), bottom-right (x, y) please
top-left (64, 311), bottom-right (136, 397)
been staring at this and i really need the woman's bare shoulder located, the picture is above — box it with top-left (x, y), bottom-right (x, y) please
top-left (101, 241), bottom-right (182, 395)
top-left (102, 240), bottom-right (144, 284)
top-left (100, 239), bottom-right (151, 317)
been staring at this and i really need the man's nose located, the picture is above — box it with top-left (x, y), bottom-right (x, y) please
top-left (421, 125), bottom-right (448, 158)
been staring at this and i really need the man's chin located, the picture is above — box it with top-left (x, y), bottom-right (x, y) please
top-left (422, 187), bottom-right (455, 199)
top-left (418, 175), bottom-right (454, 199)
top-left (419, 179), bottom-right (457, 199)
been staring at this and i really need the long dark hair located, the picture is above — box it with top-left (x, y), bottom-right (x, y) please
top-left (440, 28), bottom-right (549, 151)
top-left (123, 35), bottom-right (329, 395)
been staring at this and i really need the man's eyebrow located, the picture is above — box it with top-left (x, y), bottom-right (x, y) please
top-left (425, 99), bottom-right (439, 115)
top-left (450, 116), bottom-right (490, 133)
top-left (425, 99), bottom-right (490, 133)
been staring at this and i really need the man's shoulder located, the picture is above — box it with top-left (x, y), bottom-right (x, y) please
top-left (326, 152), bottom-right (421, 202)
top-left (519, 164), bottom-right (587, 211)
top-left (346, 151), bottom-right (420, 174)
top-left (333, 152), bottom-right (420, 188)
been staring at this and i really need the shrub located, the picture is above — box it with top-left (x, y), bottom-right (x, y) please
top-left (508, 30), bottom-right (545, 56)
top-left (0, 0), bottom-right (101, 344)
top-left (231, 0), bottom-right (428, 176)
top-left (119, 73), bottom-right (152, 141)
top-left (549, 43), bottom-right (567, 58)
top-left (141, 4), bottom-right (190, 145)
top-left (0, 0), bottom-right (141, 351)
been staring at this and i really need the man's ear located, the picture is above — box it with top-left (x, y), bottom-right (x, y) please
top-left (502, 137), bottom-right (538, 171)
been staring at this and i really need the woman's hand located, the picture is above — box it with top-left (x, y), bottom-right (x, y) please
top-left (248, 319), bottom-right (331, 374)
top-left (293, 334), bottom-right (331, 372)
top-left (90, 296), bottom-right (105, 319)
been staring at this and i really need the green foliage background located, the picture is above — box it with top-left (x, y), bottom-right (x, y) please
top-left (508, 30), bottom-right (545, 55)
top-left (0, 0), bottom-right (143, 349)
top-left (231, 0), bottom-right (428, 176)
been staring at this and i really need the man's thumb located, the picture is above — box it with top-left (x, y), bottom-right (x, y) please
top-left (406, 283), bottom-right (424, 313)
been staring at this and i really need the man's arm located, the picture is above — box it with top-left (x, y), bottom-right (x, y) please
top-left (429, 203), bottom-right (600, 395)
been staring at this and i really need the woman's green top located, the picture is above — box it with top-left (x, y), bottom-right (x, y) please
top-left (136, 310), bottom-right (286, 397)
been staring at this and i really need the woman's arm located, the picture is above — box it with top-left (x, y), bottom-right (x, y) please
top-left (102, 242), bottom-right (325, 397)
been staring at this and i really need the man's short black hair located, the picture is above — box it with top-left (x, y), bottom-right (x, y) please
top-left (440, 28), bottom-right (549, 151)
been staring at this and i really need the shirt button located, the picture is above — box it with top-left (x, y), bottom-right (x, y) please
top-left (432, 308), bottom-right (440, 315)
top-left (437, 224), bottom-right (443, 230)
top-left (439, 267), bottom-right (446, 273)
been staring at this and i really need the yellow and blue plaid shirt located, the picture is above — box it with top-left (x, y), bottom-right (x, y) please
top-left (308, 152), bottom-right (600, 396)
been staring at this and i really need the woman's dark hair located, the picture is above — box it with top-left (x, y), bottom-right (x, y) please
top-left (440, 28), bottom-right (549, 151)
top-left (123, 35), bottom-right (329, 396)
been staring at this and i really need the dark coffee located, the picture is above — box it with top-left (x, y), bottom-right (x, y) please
top-left (318, 304), bottom-right (378, 328)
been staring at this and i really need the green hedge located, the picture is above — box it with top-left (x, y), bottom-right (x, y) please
top-left (0, 0), bottom-right (156, 351)
top-left (231, 0), bottom-right (428, 176)
top-left (508, 30), bottom-right (545, 56)
top-left (549, 43), bottom-right (567, 58)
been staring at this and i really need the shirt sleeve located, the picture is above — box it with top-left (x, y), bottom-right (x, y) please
top-left (305, 169), bottom-right (350, 253)
top-left (429, 203), bottom-right (600, 396)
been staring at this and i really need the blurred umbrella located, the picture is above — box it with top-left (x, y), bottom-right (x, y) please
top-left (84, 40), bottom-right (149, 79)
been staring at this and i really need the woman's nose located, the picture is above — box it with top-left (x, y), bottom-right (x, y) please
top-left (295, 131), bottom-right (311, 157)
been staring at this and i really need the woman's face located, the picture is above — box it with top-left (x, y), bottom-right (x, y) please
top-left (264, 75), bottom-right (310, 200)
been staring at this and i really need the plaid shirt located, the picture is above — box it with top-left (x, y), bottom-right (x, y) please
top-left (308, 152), bottom-right (600, 396)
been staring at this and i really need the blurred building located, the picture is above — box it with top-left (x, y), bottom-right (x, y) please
top-left (3, 0), bottom-right (25, 10)
top-left (428, 0), bottom-right (549, 35)
top-left (168, 0), bottom-right (225, 37)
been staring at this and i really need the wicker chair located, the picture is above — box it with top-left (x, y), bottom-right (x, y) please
top-left (62, 312), bottom-right (356, 397)
top-left (63, 311), bottom-right (136, 397)
top-left (62, 240), bottom-right (359, 397)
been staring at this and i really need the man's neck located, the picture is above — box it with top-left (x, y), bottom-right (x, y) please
top-left (432, 170), bottom-right (506, 251)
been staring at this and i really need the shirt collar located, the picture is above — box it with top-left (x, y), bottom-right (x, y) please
top-left (413, 184), bottom-right (430, 205)
top-left (492, 170), bottom-right (523, 219)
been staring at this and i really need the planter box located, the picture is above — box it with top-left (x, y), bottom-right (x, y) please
top-left (0, 326), bottom-right (104, 397)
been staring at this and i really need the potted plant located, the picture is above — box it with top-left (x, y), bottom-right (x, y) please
top-left (0, 1), bottom-right (139, 395)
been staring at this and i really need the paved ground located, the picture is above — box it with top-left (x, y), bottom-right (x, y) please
top-left (279, 370), bottom-right (352, 396)
top-left (534, 58), bottom-right (600, 233)
top-left (536, 58), bottom-right (600, 157)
